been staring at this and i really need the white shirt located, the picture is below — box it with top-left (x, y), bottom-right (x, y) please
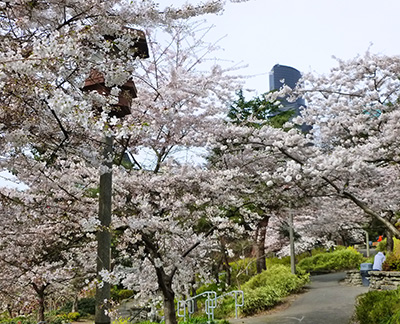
top-left (373, 252), bottom-right (386, 270)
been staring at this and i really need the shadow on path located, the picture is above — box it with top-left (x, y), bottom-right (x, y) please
top-left (230, 272), bottom-right (368, 324)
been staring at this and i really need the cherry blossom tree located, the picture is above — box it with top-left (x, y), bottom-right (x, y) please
top-left (216, 52), bottom-right (400, 257)
top-left (292, 52), bottom-right (400, 240)
top-left (216, 90), bottom-right (298, 273)
top-left (210, 114), bottom-right (370, 262)
top-left (0, 1), bottom-right (246, 324)
top-left (265, 197), bottom-right (369, 257)
top-left (0, 162), bottom-right (98, 322)
top-left (102, 22), bottom-right (243, 324)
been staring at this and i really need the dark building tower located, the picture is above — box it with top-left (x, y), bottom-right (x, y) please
top-left (269, 64), bottom-right (310, 132)
top-left (269, 64), bottom-right (302, 91)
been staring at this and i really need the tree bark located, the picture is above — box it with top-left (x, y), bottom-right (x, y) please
top-left (32, 283), bottom-right (47, 323)
top-left (163, 289), bottom-right (177, 324)
top-left (254, 217), bottom-right (269, 273)
top-left (289, 208), bottom-right (296, 274)
top-left (190, 277), bottom-right (198, 313)
top-left (155, 269), bottom-right (177, 324)
top-left (222, 252), bottom-right (232, 288)
top-left (7, 305), bottom-right (12, 318)
top-left (72, 294), bottom-right (79, 313)
top-left (220, 237), bottom-right (232, 288)
top-left (386, 230), bottom-right (394, 252)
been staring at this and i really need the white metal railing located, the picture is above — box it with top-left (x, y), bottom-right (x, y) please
top-left (177, 290), bottom-right (244, 323)
top-left (216, 290), bottom-right (244, 319)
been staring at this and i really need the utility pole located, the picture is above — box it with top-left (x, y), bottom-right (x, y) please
top-left (81, 28), bottom-right (149, 324)
top-left (95, 135), bottom-right (113, 324)
top-left (289, 203), bottom-right (296, 274)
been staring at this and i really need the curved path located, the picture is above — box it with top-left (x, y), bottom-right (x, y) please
top-left (230, 272), bottom-right (368, 324)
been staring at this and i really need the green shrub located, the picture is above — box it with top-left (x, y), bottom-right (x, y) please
top-left (77, 297), bottom-right (96, 315)
top-left (241, 264), bottom-right (309, 315)
top-left (383, 253), bottom-right (400, 271)
top-left (111, 288), bottom-right (135, 302)
top-left (266, 256), bottom-right (291, 267)
top-left (388, 309), bottom-right (400, 324)
top-left (297, 247), bottom-right (364, 272)
top-left (376, 238), bottom-right (387, 252)
top-left (383, 238), bottom-right (400, 271)
top-left (177, 315), bottom-right (228, 324)
top-left (47, 315), bottom-right (64, 324)
top-left (65, 312), bottom-right (80, 321)
top-left (243, 265), bottom-right (309, 293)
top-left (60, 297), bottom-right (95, 316)
top-left (113, 317), bottom-right (135, 324)
top-left (230, 258), bottom-right (258, 286)
top-left (355, 288), bottom-right (400, 324)
top-left (214, 295), bottom-right (237, 318)
top-left (0, 316), bottom-right (36, 324)
top-left (241, 286), bottom-right (281, 315)
top-left (196, 282), bottom-right (222, 296)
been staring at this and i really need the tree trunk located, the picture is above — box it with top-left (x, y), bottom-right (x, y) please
top-left (72, 294), bottom-right (79, 313)
top-left (255, 218), bottom-right (269, 273)
top-left (163, 290), bottom-right (177, 324)
top-left (220, 237), bottom-right (232, 288)
top-left (7, 304), bottom-right (12, 318)
top-left (386, 230), bottom-right (394, 253)
top-left (222, 254), bottom-right (232, 288)
top-left (156, 271), bottom-right (177, 324)
top-left (190, 277), bottom-right (198, 313)
top-left (32, 283), bottom-right (46, 323)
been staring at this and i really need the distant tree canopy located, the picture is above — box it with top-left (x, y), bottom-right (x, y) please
top-left (228, 90), bottom-right (295, 129)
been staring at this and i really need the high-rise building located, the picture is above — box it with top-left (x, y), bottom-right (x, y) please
top-left (269, 64), bottom-right (310, 131)
top-left (269, 64), bottom-right (305, 110)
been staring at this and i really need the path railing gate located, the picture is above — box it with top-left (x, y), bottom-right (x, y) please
top-left (177, 290), bottom-right (244, 322)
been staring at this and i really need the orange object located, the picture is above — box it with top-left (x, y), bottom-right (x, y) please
top-left (377, 236), bottom-right (383, 242)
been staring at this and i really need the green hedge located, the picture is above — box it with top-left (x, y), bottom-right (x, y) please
top-left (297, 247), bottom-right (364, 272)
top-left (241, 264), bottom-right (309, 315)
top-left (355, 288), bottom-right (400, 324)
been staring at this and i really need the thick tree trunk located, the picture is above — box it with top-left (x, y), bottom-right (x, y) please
top-left (255, 218), bottom-right (269, 273)
top-left (72, 294), bottom-right (79, 313)
top-left (32, 283), bottom-right (46, 323)
top-left (255, 235), bottom-right (266, 273)
top-left (142, 226), bottom-right (217, 324)
top-left (156, 271), bottom-right (177, 324)
top-left (163, 290), bottom-right (177, 324)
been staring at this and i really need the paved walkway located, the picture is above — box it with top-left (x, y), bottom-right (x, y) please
top-left (229, 272), bottom-right (368, 324)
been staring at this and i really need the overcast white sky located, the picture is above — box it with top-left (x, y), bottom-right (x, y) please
top-left (157, 0), bottom-right (400, 96)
